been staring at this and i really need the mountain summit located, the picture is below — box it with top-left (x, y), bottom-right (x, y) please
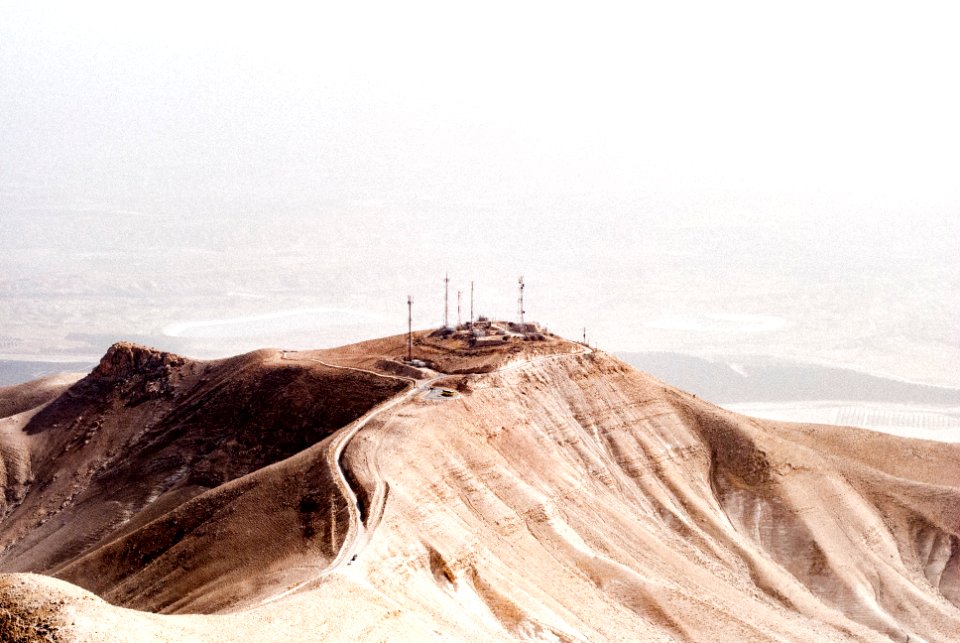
top-left (1, 331), bottom-right (958, 641)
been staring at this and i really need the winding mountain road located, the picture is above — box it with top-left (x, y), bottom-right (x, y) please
top-left (259, 344), bottom-right (591, 606)
top-left (259, 351), bottom-right (455, 605)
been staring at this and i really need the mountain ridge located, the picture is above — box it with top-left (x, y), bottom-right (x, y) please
top-left (0, 333), bottom-right (957, 641)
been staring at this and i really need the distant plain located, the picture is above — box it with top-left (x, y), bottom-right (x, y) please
top-left (3, 203), bottom-right (957, 442)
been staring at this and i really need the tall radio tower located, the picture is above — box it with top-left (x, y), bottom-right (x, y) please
top-left (444, 272), bottom-right (450, 328)
top-left (407, 295), bottom-right (414, 361)
top-left (518, 275), bottom-right (525, 327)
top-left (457, 289), bottom-right (462, 327)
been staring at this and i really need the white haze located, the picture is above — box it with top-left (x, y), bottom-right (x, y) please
top-left (1, 1), bottom-right (959, 388)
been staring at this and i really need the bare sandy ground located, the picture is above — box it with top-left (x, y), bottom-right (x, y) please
top-left (1, 333), bottom-right (958, 641)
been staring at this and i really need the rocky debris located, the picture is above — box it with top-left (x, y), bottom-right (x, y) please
top-left (0, 575), bottom-right (67, 642)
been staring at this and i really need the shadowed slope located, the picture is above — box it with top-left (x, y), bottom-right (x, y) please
top-left (0, 373), bottom-right (82, 420)
top-left (0, 342), bottom-right (407, 612)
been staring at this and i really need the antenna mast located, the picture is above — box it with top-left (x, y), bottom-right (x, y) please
top-left (470, 281), bottom-right (474, 325)
top-left (407, 295), bottom-right (414, 361)
top-left (518, 275), bottom-right (525, 327)
top-left (444, 272), bottom-right (450, 328)
top-left (457, 289), bottom-right (462, 327)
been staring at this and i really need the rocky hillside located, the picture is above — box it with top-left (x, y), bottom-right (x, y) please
top-left (0, 335), bottom-right (957, 641)
top-left (0, 341), bottom-right (407, 615)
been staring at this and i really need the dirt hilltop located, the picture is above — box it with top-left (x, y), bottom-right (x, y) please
top-left (0, 331), bottom-right (958, 641)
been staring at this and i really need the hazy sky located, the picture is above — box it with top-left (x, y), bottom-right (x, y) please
top-left (4, 1), bottom-right (960, 211)
top-left (1, 2), bottom-right (958, 384)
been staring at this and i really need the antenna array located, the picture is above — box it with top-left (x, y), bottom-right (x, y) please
top-left (407, 295), bottom-right (414, 361)
top-left (444, 272), bottom-right (450, 328)
top-left (518, 276), bottom-right (525, 327)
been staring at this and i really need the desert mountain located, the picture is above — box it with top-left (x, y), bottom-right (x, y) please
top-left (0, 331), bottom-right (958, 641)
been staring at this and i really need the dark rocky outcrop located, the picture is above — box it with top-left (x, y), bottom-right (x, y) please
top-left (91, 343), bottom-right (185, 381)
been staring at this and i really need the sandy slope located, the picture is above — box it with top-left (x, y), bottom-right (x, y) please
top-left (0, 334), bottom-right (958, 641)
